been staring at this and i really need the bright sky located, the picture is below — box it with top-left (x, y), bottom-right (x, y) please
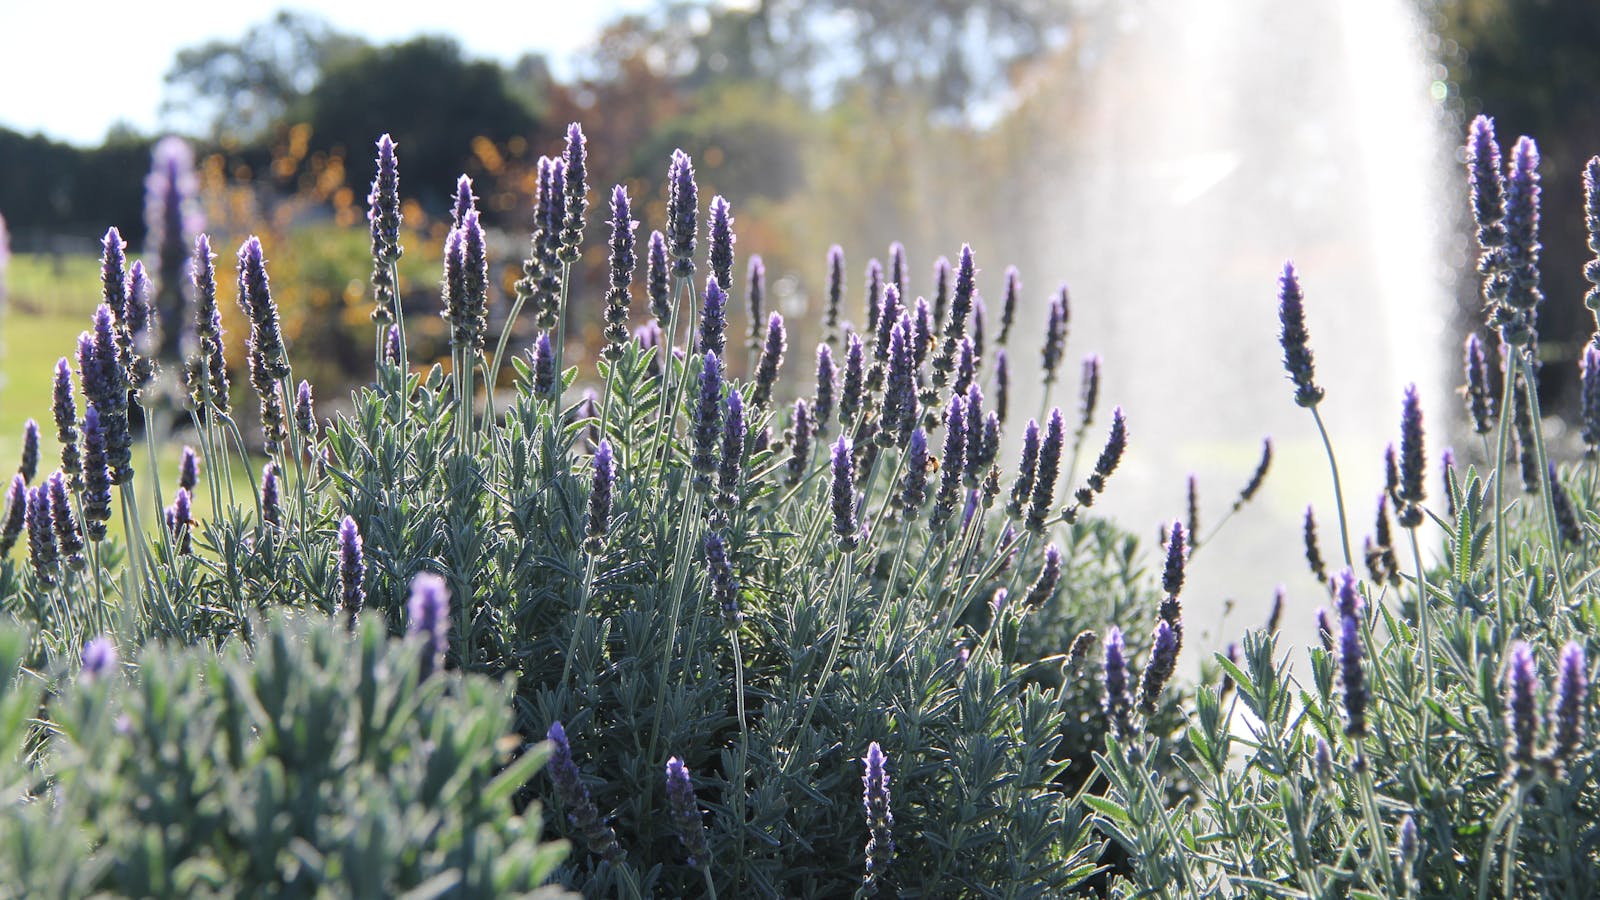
top-left (0, 1), bottom-right (655, 146)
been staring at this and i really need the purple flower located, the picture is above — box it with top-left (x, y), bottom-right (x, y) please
top-left (999, 266), bottom-right (1020, 346)
top-left (451, 175), bottom-right (476, 229)
top-left (48, 471), bottom-right (84, 568)
top-left (1041, 286), bottom-right (1068, 383)
top-left (647, 229), bottom-right (671, 323)
top-left (190, 234), bottom-right (231, 411)
top-left (179, 446), bottom-right (199, 493)
top-left (559, 122), bottom-right (588, 261)
top-left (1137, 620), bottom-right (1180, 715)
top-left (237, 236), bottom-right (288, 380)
top-left (931, 394), bottom-right (967, 528)
top-left (1237, 438), bottom-right (1272, 508)
top-left (80, 407), bottom-right (111, 542)
top-left (1468, 115), bottom-right (1507, 267)
top-left (745, 254), bottom-right (766, 345)
top-left (708, 194), bottom-right (735, 293)
top-left (666, 756), bottom-right (710, 866)
top-left (1315, 607), bottom-right (1334, 652)
top-left (962, 384), bottom-right (985, 485)
top-left (879, 319), bottom-right (918, 448)
top-left (1502, 136), bottom-right (1542, 324)
top-left (1551, 462), bottom-right (1582, 546)
top-left (125, 260), bottom-right (154, 355)
top-left (717, 391), bottom-right (746, 505)
top-left (1278, 261), bottom-right (1323, 407)
top-left (532, 332), bottom-right (555, 396)
top-left (897, 427), bottom-right (930, 516)
top-left (831, 435), bottom-right (859, 550)
top-left (260, 463), bottom-right (282, 529)
top-left (1008, 418), bottom-right (1041, 518)
top-left (1396, 385), bottom-right (1425, 526)
top-left (751, 312), bottom-right (786, 408)
top-left (1553, 641), bottom-right (1587, 768)
top-left (862, 742), bottom-right (896, 881)
top-left (993, 348), bottom-right (1010, 424)
top-left (970, 293), bottom-right (987, 365)
top-left (601, 184), bottom-right (637, 357)
top-left (295, 379), bottom-right (317, 445)
top-left (1582, 343), bottom-right (1600, 455)
top-left (339, 515), bottom-right (365, 622)
top-left (888, 241), bottom-right (907, 300)
top-left (667, 149), bottom-right (698, 276)
top-left (1104, 627), bottom-right (1134, 738)
top-left (840, 333), bottom-right (866, 426)
top-left (367, 134), bottom-right (403, 322)
top-left (1027, 409), bottom-right (1065, 533)
top-left (704, 531), bottom-right (740, 624)
top-left (1314, 737), bottom-right (1335, 791)
top-left (1586, 157), bottom-right (1600, 315)
top-left (1506, 641), bottom-right (1540, 772)
top-left (931, 255), bottom-right (952, 330)
top-left (1342, 613), bottom-right (1367, 738)
top-left (100, 228), bottom-right (128, 323)
top-left (912, 296), bottom-right (934, 366)
top-left (1466, 334), bottom-right (1495, 435)
top-left (407, 571), bottom-right (451, 679)
top-left (813, 344), bottom-right (836, 435)
top-left (785, 399), bottom-right (814, 488)
top-left (699, 276), bottom-right (727, 359)
top-left (546, 721), bottom-right (625, 862)
top-left (1078, 354), bottom-right (1102, 433)
top-left (825, 245), bottom-right (845, 337)
top-left (166, 487), bottom-right (193, 555)
top-left (1072, 407), bottom-right (1128, 512)
top-left (17, 420), bottom-right (38, 486)
top-left (80, 636), bottom-right (118, 682)
top-left (691, 352), bottom-right (724, 487)
top-left (0, 475), bottom-right (24, 556)
top-left (531, 158), bottom-right (567, 326)
top-left (25, 485), bottom-right (57, 586)
top-left (864, 258), bottom-right (885, 338)
top-left (1304, 506), bottom-right (1328, 583)
top-left (953, 336), bottom-right (976, 398)
top-left (1162, 520), bottom-right (1186, 597)
top-left (1334, 568), bottom-right (1364, 620)
top-left (1024, 544), bottom-right (1062, 608)
top-left (874, 283), bottom-right (903, 365)
top-left (587, 440), bottom-right (614, 552)
top-left (634, 321), bottom-right (664, 377)
top-left (51, 359), bottom-right (81, 489)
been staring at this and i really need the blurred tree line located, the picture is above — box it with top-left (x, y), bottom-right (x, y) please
top-left (2, 1), bottom-right (1597, 401)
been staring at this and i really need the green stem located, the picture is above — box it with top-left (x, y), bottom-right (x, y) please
top-left (1492, 357), bottom-right (1516, 636)
top-left (1515, 351), bottom-right (1575, 611)
top-left (560, 553), bottom-right (601, 686)
top-left (1309, 404), bottom-right (1354, 569)
top-left (796, 550), bottom-right (854, 743)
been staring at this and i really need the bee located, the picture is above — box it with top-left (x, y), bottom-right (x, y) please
top-left (925, 455), bottom-right (941, 474)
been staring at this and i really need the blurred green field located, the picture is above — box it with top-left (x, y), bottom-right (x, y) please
top-left (2, 253), bottom-right (253, 543)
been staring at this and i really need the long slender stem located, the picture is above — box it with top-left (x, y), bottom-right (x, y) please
top-left (796, 550), bottom-right (854, 743)
top-left (1514, 351), bottom-right (1575, 610)
top-left (560, 553), bottom-right (600, 685)
top-left (1309, 405), bottom-right (1354, 569)
top-left (1492, 356), bottom-right (1516, 636)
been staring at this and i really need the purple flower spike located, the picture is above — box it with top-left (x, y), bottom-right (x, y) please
top-left (51, 359), bottom-right (81, 488)
top-left (532, 332), bottom-right (555, 396)
top-left (559, 122), bottom-right (588, 261)
top-left (864, 258), bottom-right (885, 338)
top-left (1026, 409), bottom-right (1065, 533)
top-left (48, 471), bottom-right (84, 568)
top-left (1163, 520), bottom-right (1186, 597)
top-left (125, 260), bottom-right (153, 349)
top-left (931, 255), bottom-right (952, 330)
top-left (1024, 544), bottom-right (1062, 608)
top-left (647, 229), bottom-right (670, 323)
top-left (699, 276), bottom-right (727, 358)
top-left (1505, 641), bottom-right (1541, 773)
top-left (547, 721), bottom-right (625, 862)
top-left (367, 133), bottom-right (403, 322)
top-left (600, 184), bottom-right (637, 358)
top-left (452, 174), bottom-right (476, 228)
top-left (704, 530), bottom-right (740, 624)
top-left (25, 485), bottom-right (58, 586)
top-left (785, 399), bottom-right (814, 488)
top-left (825, 245), bottom-right (846, 336)
top-left (708, 194), bottom-right (735, 293)
top-left (912, 296), bottom-right (934, 366)
top-left (1104, 627), bottom-right (1134, 738)
top-left (1008, 418), bottom-right (1041, 518)
top-left (716, 390), bottom-right (746, 506)
top-left (1042, 286), bottom-right (1068, 383)
top-left (260, 463), bottom-right (282, 529)
top-left (339, 515), bottom-right (365, 622)
top-left (888, 241), bottom-right (907, 300)
top-left (1335, 568), bottom-right (1363, 620)
top-left (1502, 136), bottom-right (1542, 322)
top-left (1341, 613), bottom-right (1367, 738)
top-left (179, 446), bottom-right (199, 493)
top-left (0, 474), bottom-right (24, 556)
top-left (666, 756), bottom-right (710, 867)
top-left (1071, 407), bottom-right (1128, 514)
top-left (840, 333), bottom-right (866, 426)
top-left (897, 427), bottom-right (930, 517)
top-left (80, 407), bottom-right (111, 542)
top-left (863, 742), bottom-right (895, 880)
top-left (691, 352), bottom-right (724, 488)
top-left (953, 336), bottom-right (976, 397)
top-left (80, 636), bottom-right (118, 682)
top-left (1466, 334), bottom-right (1495, 435)
top-left (667, 149), bottom-right (698, 276)
top-left (586, 440), bottom-right (614, 552)
top-left (962, 383), bottom-right (985, 485)
top-left (407, 571), bottom-right (451, 679)
top-left (18, 420), bottom-right (38, 485)
top-left (746, 254), bottom-right (766, 344)
top-left (831, 435), bottom-right (859, 551)
top-left (167, 486), bottom-right (193, 555)
top-left (931, 394), bottom-right (967, 528)
top-left (970, 293), bottom-right (987, 364)
top-left (1583, 344), bottom-right (1600, 455)
top-left (1396, 385), bottom-right (1425, 527)
top-left (1137, 619), bottom-right (1180, 715)
top-left (1468, 115), bottom-right (1507, 257)
top-left (994, 348), bottom-right (1010, 424)
top-left (814, 343), bottom-right (836, 435)
top-left (1553, 641), bottom-right (1588, 769)
top-left (752, 312), bottom-right (786, 408)
top-left (1278, 261), bottom-right (1324, 407)
top-left (874, 283), bottom-right (902, 364)
top-left (999, 265), bottom-right (1020, 346)
top-left (100, 228), bottom-right (128, 322)
top-left (879, 319), bottom-right (918, 448)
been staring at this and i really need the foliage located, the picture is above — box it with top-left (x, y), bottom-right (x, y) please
top-left (0, 614), bottom-right (569, 897)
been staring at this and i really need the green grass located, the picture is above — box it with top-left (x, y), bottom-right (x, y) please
top-left (1, 253), bottom-right (253, 544)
